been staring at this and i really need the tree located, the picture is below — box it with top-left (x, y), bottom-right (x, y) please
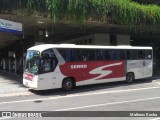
top-left (0, 0), bottom-right (160, 28)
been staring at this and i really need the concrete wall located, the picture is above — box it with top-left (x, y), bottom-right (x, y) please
top-left (58, 34), bottom-right (130, 46)
top-left (58, 34), bottom-right (95, 45)
top-left (94, 34), bottom-right (110, 45)
top-left (117, 35), bottom-right (130, 45)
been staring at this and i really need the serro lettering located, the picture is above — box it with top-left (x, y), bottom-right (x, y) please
top-left (71, 65), bottom-right (87, 69)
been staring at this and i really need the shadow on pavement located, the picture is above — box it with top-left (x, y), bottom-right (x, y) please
top-left (30, 77), bottom-right (156, 97)
top-left (1, 69), bottom-right (159, 96)
top-left (0, 70), bottom-right (23, 85)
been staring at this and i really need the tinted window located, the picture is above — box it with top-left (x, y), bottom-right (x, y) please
top-left (144, 50), bottom-right (152, 59)
top-left (109, 50), bottom-right (116, 60)
top-left (126, 50), bottom-right (152, 60)
top-left (57, 49), bottom-right (152, 61)
top-left (42, 49), bottom-right (55, 58)
top-left (40, 49), bottom-right (58, 73)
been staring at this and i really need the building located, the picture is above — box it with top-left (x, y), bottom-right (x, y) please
top-left (0, 0), bottom-right (160, 75)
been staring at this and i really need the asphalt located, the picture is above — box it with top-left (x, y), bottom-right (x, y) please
top-left (0, 70), bottom-right (160, 98)
top-left (0, 70), bottom-right (32, 97)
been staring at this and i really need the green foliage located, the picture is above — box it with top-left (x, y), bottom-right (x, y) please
top-left (1, 0), bottom-right (160, 28)
top-left (68, 0), bottom-right (88, 25)
top-left (47, 0), bottom-right (65, 22)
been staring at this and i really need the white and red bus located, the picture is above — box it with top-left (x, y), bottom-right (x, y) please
top-left (23, 44), bottom-right (152, 91)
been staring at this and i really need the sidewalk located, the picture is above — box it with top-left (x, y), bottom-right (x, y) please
top-left (0, 70), bottom-right (32, 97)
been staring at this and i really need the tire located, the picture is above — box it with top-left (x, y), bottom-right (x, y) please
top-left (126, 73), bottom-right (134, 83)
top-left (62, 78), bottom-right (74, 91)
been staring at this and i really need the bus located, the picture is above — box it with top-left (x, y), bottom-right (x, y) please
top-left (23, 44), bottom-right (153, 91)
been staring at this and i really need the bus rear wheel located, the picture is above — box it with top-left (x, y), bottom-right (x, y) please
top-left (126, 73), bottom-right (134, 83)
top-left (62, 78), bottom-right (74, 91)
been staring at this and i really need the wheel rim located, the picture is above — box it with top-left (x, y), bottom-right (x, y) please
top-left (64, 80), bottom-right (73, 90)
top-left (127, 73), bottom-right (133, 82)
top-left (128, 75), bottom-right (132, 80)
top-left (66, 81), bottom-right (72, 89)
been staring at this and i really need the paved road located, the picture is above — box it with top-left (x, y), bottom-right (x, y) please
top-left (0, 78), bottom-right (160, 120)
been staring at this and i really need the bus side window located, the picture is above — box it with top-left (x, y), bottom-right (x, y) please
top-left (120, 50), bottom-right (125, 60)
top-left (42, 49), bottom-right (54, 58)
top-left (101, 50), bottom-right (106, 60)
top-left (88, 50), bottom-right (95, 61)
top-left (42, 59), bottom-right (51, 72)
top-left (95, 50), bottom-right (99, 60)
top-left (59, 50), bottom-right (66, 60)
top-left (41, 49), bottom-right (58, 73)
top-left (138, 51), bottom-right (142, 59)
top-left (65, 50), bottom-right (72, 62)
top-left (95, 50), bottom-right (104, 60)
top-left (145, 50), bottom-right (152, 59)
top-left (115, 50), bottom-right (120, 60)
top-left (59, 49), bottom-right (73, 62)
top-left (109, 50), bottom-right (116, 60)
top-left (138, 50), bottom-right (145, 59)
top-left (81, 50), bottom-right (89, 61)
top-left (127, 51), bottom-right (130, 60)
top-left (105, 50), bottom-right (110, 60)
top-left (76, 50), bottom-right (81, 61)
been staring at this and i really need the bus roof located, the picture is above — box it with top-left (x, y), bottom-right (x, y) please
top-left (28, 44), bottom-right (152, 52)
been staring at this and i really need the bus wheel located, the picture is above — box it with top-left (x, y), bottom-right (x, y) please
top-left (62, 78), bottom-right (74, 91)
top-left (126, 73), bottom-right (134, 83)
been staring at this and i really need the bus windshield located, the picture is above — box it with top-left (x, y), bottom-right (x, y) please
top-left (25, 50), bottom-right (41, 74)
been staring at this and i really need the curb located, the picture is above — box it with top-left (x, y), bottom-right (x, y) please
top-left (0, 92), bottom-right (33, 97)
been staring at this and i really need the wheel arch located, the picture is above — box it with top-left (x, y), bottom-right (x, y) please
top-left (126, 72), bottom-right (135, 77)
top-left (126, 72), bottom-right (135, 83)
top-left (62, 77), bottom-right (76, 87)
